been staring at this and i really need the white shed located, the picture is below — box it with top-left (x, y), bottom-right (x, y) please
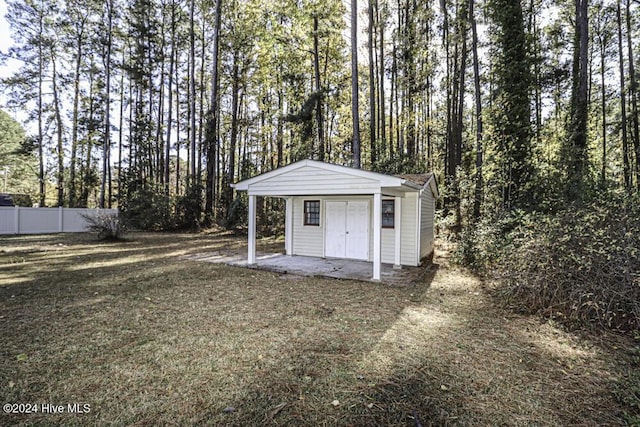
top-left (233, 159), bottom-right (439, 281)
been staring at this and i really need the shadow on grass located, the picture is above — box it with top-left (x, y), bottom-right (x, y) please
top-left (0, 233), bottom-right (634, 426)
top-left (200, 261), bottom-right (633, 426)
top-left (1, 231), bottom-right (442, 426)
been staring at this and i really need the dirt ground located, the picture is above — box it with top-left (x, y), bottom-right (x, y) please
top-left (0, 231), bottom-right (637, 426)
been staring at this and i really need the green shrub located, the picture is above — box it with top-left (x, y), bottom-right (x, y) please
top-left (458, 193), bottom-right (640, 333)
top-left (614, 347), bottom-right (640, 425)
top-left (119, 185), bottom-right (174, 230)
top-left (175, 184), bottom-right (203, 230)
top-left (224, 195), bottom-right (247, 230)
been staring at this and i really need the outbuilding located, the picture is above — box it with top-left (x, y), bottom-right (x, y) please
top-left (233, 159), bottom-right (438, 281)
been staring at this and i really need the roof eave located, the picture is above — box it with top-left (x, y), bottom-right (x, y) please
top-left (421, 174), bottom-right (439, 198)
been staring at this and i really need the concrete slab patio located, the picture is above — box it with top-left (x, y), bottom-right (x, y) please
top-left (186, 251), bottom-right (433, 286)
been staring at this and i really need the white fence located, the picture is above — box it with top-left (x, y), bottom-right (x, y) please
top-left (0, 207), bottom-right (118, 235)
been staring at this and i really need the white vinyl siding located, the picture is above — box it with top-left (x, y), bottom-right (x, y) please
top-left (419, 188), bottom-right (435, 259)
top-left (248, 165), bottom-right (382, 195)
top-left (381, 228), bottom-right (395, 264)
top-left (400, 192), bottom-right (419, 266)
top-left (291, 198), bottom-right (324, 257)
top-left (289, 192), bottom-right (424, 266)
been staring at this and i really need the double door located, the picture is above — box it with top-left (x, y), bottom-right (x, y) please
top-left (325, 201), bottom-right (369, 260)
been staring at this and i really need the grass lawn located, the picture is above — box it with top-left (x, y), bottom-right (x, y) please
top-left (1, 231), bottom-right (638, 426)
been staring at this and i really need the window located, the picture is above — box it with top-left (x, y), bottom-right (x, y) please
top-left (304, 200), bottom-right (320, 226)
top-left (382, 199), bottom-right (395, 228)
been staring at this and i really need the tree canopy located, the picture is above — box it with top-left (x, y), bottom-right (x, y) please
top-left (0, 108), bottom-right (37, 198)
top-left (0, 0), bottom-right (637, 223)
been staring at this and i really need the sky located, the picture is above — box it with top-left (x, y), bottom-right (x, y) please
top-left (0, 0), bottom-right (17, 78)
top-left (0, 0), bottom-right (24, 121)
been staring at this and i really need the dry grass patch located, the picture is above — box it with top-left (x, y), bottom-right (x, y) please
top-left (0, 232), bottom-right (637, 426)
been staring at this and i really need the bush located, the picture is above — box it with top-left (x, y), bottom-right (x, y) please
top-left (175, 184), bottom-right (203, 230)
top-left (458, 194), bottom-right (640, 333)
top-left (82, 211), bottom-right (127, 241)
top-left (224, 195), bottom-right (247, 230)
top-left (120, 185), bottom-right (174, 231)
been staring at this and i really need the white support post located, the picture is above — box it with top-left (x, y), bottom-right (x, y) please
top-left (248, 194), bottom-right (256, 265)
top-left (373, 191), bottom-right (381, 281)
top-left (394, 196), bottom-right (402, 269)
top-left (285, 198), bottom-right (293, 255)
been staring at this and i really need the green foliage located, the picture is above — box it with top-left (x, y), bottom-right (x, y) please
top-left (613, 347), bottom-right (640, 425)
top-left (457, 192), bottom-right (640, 333)
top-left (258, 198), bottom-right (285, 237)
top-left (120, 178), bottom-right (205, 231)
top-left (224, 193), bottom-right (247, 230)
top-left (10, 194), bottom-right (33, 207)
top-left (485, 0), bottom-right (536, 210)
top-left (175, 184), bottom-right (203, 231)
top-left (374, 153), bottom-right (428, 175)
top-left (0, 109), bottom-right (37, 197)
top-left (121, 185), bottom-right (173, 231)
top-left (455, 215), bottom-right (508, 271)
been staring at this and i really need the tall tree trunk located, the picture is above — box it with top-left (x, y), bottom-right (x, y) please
top-left (118, 49), bottom-right (125, 205)
top-left (197, 17), bottom-right (206, 185)
top-left (145, 19), bottom-right (155, 184)
top-left (442, 0), bottom-right (453, 213)
top-left (205, 0), bottom-right (222, 222)
top-left (405, 0), bottom-right (417, 156)
top-left (470, 0), bottom-right (483, 219)
top-left (351, 0), bottom-right (361, 168)
top-left (51, 49), bottom-right (65, 207)
top-left (489, 0), bottom-right (533, 208)
top-left (277, 89), bottom-right (284, 167)
top-left (378, 0), bottom-right (385, 158)
top-left (82, 66), bottom-right (96, 207)
top-left (313, 14), bottom-right (325, 162)
top-left (626, 0), bottom-right (640, 189)
top-left (100, 0), bottom-right (113, 208)
top-left (69, 19), bottom-right (86, 208)
top-left (389, 44), bottom-right (395, 155)
top-left (37, 8), bottom-right (45, 207)
top-left (165, 0), bottom-right (176, 195)
top-left (456, 9), bottom-right (468, 171)
top-left (566, 0), bottom-right (589, 198)
top-left (155, 7), bottom-right (167, 187)
top-left (189, 0), bottom-right (197, 183)
top-left (175, 51), bottom-right (182, 197)
top-left (224, 57), bottom-right (240, 220)
top-left (525, 0), bottom-right (542, 147)
top-left (443, 0), bottom-right (456, 215)
top-left (599, 26), bottom-right (607, 186)
top-left (368, 0), bottom-right (376, 166)
top-left (617, 0), bottom-right (631, 190)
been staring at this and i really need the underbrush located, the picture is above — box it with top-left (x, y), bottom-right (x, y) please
top-left (456, 194), bottom-right (640, 334)
top-left (81, 211), bottom-right (127, 240)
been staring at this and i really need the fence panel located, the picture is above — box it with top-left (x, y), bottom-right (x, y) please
top-left (0, 207), bottom-right (118, 235)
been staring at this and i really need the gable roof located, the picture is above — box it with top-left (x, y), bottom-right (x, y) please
top-left (396, 173), bottom-right (432, 187)
top-left (397, 173), bottom-right (439, 198)
top-left (233, 159), bottom-right (438, 197)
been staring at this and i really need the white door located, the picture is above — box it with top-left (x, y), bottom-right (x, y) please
top-left (325, 200), bottom-right (369, 260)
top-left (346, 201), bottom-right (369, 260)
top-left (325, 201), bottom-right (347, 258)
